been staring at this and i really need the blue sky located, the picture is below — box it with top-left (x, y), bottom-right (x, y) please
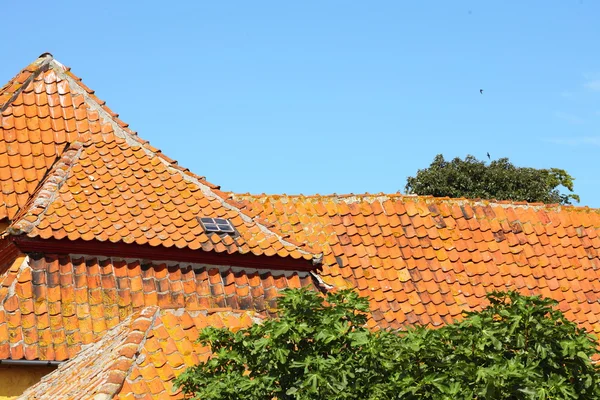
top-left (2, 1), bottom-right (599, 206)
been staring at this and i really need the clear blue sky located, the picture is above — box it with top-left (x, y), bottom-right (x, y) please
top-left (3, 1), bottom-right (599, 206)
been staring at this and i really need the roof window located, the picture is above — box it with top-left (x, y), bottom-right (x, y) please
top-left (198, 217), bottom-right (238, 236)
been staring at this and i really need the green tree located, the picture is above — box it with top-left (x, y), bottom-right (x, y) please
top-left (404, 154), bottom-right (579, 205)
top-left (175, 289), bottom-right (600, 399)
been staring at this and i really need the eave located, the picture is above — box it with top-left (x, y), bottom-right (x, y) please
top-left (10, 236), bottom-right (319, 272)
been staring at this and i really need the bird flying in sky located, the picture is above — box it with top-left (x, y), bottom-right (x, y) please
top-left (480, 89), bottom-right (484, 94)
top-left (487, 152), bottom-right (491, 160)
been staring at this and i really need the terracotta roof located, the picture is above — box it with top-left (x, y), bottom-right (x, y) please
top-left (0, 54), bottom-right (147, 221)
top-left (0, 55), bottom-right (76, 220)
top-left (0, 251), bottom-right (314, 361)
top-left (0, 54), bottom-right (317, 265)
top-left (233, 193), bottom-right (600, 333)
top-left (18, 306), bottom-right (259, 399)
top-left (4, 54), bottom-right (600, 397)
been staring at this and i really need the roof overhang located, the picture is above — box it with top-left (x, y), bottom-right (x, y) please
top-left (10, 236), bottom-right (319, 272)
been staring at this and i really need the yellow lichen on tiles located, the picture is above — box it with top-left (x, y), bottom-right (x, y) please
top-left (233, 193), bottom-right (600, 331)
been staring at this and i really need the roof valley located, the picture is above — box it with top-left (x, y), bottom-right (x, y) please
top-left (9, 141), bottom-right (86, 235)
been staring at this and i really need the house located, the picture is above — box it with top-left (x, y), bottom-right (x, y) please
top-left (0, 54), bottom-right (599, 399)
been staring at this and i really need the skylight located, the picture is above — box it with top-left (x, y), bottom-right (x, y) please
top-left (198, 217), bottom-right (237, 236)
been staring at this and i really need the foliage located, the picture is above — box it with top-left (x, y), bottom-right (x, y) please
top-left (404, 154), bottom-right (579, 205)
top-left (174, 289), bottom-right (600, 400)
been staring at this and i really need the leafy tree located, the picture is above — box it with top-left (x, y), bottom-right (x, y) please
top-left (175, 289), bottom-right (600, 399)
top-left (404, 154), bottom-right (579, 205)
top-left (404, 292), bottom-right (600, 399)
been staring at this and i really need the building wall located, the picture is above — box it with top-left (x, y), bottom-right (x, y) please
top-left (0, 366), bottom-right (55, 399)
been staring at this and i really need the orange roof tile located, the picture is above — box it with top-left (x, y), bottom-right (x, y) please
top-left (0, 54), bottom-right (317, 266)
top-left (5, 54), bottom-right (600, 397)
top-left (233, 193), bottom-right (600, 333)
top-left (0, 251), bottom-right (315, 361)
top-left (18, 306), bottom-right (259, 399)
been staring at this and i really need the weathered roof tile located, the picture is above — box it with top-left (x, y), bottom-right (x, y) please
top-left (0, 250), bottom-right (316, 366)
top-left (1, 55), bottom-right (317, 267)
top-left (233, 193), bottom-right (600, 333)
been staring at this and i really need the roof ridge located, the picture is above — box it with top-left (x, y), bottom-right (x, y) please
top-left (105, 306), bottom-right (161, 397)
top-left (0, 53), bottom-right (52, 113)
top-left (17, 306), bottom-right (161, 399)
top-left (231, 192), bottom-right (598, 213)
top-left (49, 59), bottom-right (318, 261)
top-left (0, 256), bottom-right (29, 316)
top-left (49, 60), bottom-right (154, 154)
top-left (49, 58), bottom-right (222, 189)
top-left (3, 55), bottom-right (319, 263)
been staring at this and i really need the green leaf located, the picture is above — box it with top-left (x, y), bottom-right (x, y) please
top-left (405, 154), bottom-right (579, 204)
top-left (174, 289), bottom-right (600, 400)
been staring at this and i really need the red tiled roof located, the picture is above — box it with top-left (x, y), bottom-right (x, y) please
top-left (0, 55), bottom-right (79, 220)
top-left (18, 306), bottom-right (259, 399)
top-left (0, 251), bottom-right (314, 362)
top-left (4, 54), bottom-right (600, 398)
top-left (0, 54), bottom-right (149, 221)
top-left (233, 193), bottom-right (600, 333)
top-left (0, 54), bottom-right (317, 265)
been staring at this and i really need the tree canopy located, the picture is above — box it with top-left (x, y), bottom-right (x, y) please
top-left (404, 154), bottom-right (579, 205)
top-left (175, 288), bottom-right (600, 400)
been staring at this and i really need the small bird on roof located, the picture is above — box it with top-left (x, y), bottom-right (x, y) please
top-left (480, 89), bottom-right (484, 94)
top-left (487, 152), bottom-right (491, 160)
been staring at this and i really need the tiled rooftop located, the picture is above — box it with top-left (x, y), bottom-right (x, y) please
top-left (233, 193), bottom-right (600, 332)
top-left (18, 306), bottom-right (259, 399)
top-left (4, 54), bottom-right (600, 398)
top-left (0, 252), bottom-right (313, 362)
top-left (0, 54), bottom-right (317, 265)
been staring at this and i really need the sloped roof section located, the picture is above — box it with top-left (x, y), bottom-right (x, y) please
top-left (18, 306), bottom-right (259, 399)
top-left (0, 252), bottom-right (313, 361)
top-left (11, 134), bottom-right (312, 262)
top-left (233, 193), bottom-right (600, 333)
top-left (0, 53), bottom-right (155, 220)
top-left (17, 307), bottom-right (159, 400)
top-left (0, 54), bottom-right (316, 264)
top-left (0, 54), bottom-right (81, 219)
